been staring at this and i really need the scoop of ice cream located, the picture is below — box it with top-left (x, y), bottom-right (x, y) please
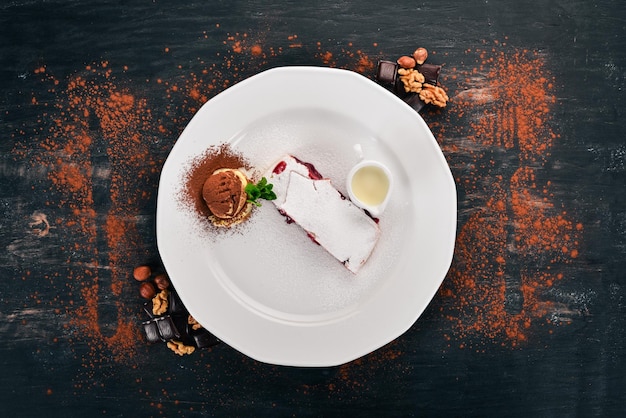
top-left (202, 169), bottom-right (248, 219)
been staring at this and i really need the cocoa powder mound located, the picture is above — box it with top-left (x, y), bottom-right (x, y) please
top-left (181, 143), bottom-right (251, 222)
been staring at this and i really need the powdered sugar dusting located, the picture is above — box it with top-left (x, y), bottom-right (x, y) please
top-left (276, 170), bottom-right (380, 273)
top-left (265, 154), bottom-right (310, 206)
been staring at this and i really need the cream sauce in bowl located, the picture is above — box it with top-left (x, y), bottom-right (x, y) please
top-left (346, 160), bottom-right (393, 217)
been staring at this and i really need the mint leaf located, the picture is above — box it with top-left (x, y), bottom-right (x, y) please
top-left (245, 177), bottom-right (277, 207)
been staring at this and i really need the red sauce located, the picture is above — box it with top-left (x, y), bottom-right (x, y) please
top-left (272, 160), bottom-right (287, 174)
top-left (293, 156), bottom-right (323, 180)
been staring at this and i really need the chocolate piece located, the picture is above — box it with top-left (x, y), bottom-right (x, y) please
top-left (139, 274), bottom-right (222, 352)
top-left (142, 320), bottom-right (162, 344)
top-left (417, 63), bottom-right (441, 86)
top-left (403, 93), bottom-right (426, 113)
top-left (191, 329), bottom-right (221, 349)
top-left (393, 64), bottom-right (441, 112)
top-left (173, 314), bottom-right (195, 346)
top-left (143, 302), bottom-right (155, 318)
top-left (155, 315), bottom-right (182, 340)
top-left (376, 60), bottom-right (398, 84)
top-left (376, 59), bottom-right (442, 113)
top-left (168, 290), bottom-right (186, 315)
top-left (393, 75), bottom-right (408, 96)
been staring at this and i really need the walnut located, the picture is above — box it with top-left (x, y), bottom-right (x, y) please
top-left (419, 83), bottom-right (449, 107)
top-left (398, 68), bottom-right (425, 93)
top-left (151, 289), bottom-right (169, 316)
top-left (166, 340), bottom-right (195, 356)
top-left (188, 315), bottom-right (203, 331)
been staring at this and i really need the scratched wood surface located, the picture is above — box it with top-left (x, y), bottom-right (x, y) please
top-left (1, 0), bottom-right (625, 416)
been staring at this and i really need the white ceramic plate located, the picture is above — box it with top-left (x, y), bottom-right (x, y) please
top-left (156, 67), bottom-right (456, 367)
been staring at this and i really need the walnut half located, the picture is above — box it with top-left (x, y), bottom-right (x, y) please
top-left (398, 68), bottom-right (425, 93)
top-left (151, 289), bottom-right (169, 316)
top-left (188, 315), bottom-right (203, 331)
top-left (419, 83), bottom-right (449, 108)
top-left (167, 340), bottom-right (195, 356)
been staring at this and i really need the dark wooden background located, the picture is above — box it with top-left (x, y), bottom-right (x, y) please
top-left (1, 0), bottom-right (625, 416)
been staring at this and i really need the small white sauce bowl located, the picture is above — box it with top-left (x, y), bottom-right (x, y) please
top-left (346, 160), bottom-right (393, 217)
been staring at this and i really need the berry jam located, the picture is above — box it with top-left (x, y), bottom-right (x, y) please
top-left (272, 160), bottom-right (287, 174)
top-left (293, 156), bottom-right (323, 180)
top-left (278, 209), bottom-right (295, 224)
top-left (306, 232), bottom-right (320, 245)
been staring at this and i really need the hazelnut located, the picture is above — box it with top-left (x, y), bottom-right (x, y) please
top-left (396, 55), bottom-right (416, 69)
top-left (133, 265), bottom-right (151, 282)
top-left (139, 281), bottom-right (156, 299)
top-left (154, 274), bottom-right (170, 290)
top-left (413, 47), bottom-right (428, 65)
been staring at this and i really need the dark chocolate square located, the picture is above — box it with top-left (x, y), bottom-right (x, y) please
top-left (417, 63), bottom-right (441, 86)
top-left (142, 320), bottom-right (162, 344)
top-left (143, 302), bottom-right (155, 318)
top-left (173, 314), bottom-right (195, 346)
top-left (403, 93), bottom-right (426, 113)
top-left (168, 290), bottom-right (187, 315)
top-left (376, 60), bottom-right (398, 84)
top-left (155, 315), bottom-right (182, 340)
top-left (191, 329), bottom-right (221, 349)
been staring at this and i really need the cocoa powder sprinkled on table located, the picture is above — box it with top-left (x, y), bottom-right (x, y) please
top-left (431, 42), bottom-right (584, 349)
top-left (12, 62), bottom-right (159, 368)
